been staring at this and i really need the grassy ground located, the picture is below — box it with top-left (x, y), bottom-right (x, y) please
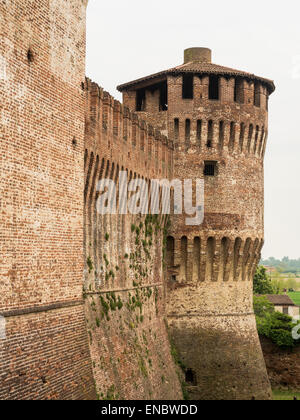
top-left (288, 292), bottom-right (300, 306)
top-left (272, 390), bottom-right (300, 400)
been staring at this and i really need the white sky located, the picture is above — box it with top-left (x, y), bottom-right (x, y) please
top-left (86, 0), bottom-right (300, 259)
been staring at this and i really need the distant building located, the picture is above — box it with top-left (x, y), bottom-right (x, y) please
top-left (264, 295), bottom-right (300, 320)
top-left (263, 266), bottom-right (277, 275)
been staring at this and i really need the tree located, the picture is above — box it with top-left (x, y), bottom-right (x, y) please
top-left (253, 266), bottom-right (274, 295)
top-left (253, 296), bottom-right (299, 348)
top-left (253, 295), bottom-right (274, 318)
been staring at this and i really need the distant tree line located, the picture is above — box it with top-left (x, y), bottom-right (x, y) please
top-left (260, 256), bottom-right (300, 274)
top-left (253, 266), bottom-right (299, 295)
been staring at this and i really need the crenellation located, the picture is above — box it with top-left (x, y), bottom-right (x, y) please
top-left (0, 0), bottom-right (96, 400)
top-left (220, 76), bottom-right (235, 103)
top-left (1, 0), bottom-right (276, 399)
top-left (118, 46), bottom-right (274, 399)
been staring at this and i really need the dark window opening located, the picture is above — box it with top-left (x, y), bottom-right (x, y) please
top-left (204, 161), bottom-right (217, 176)
top-left (159, 82), bottom-right (168, 111)
top-left (185, 369), bottom-right (197, 385)
top-left (197, 120), bottom-right (202, 145)
top-left (254, 83), bottom-right (260, 107)
top-left (174, 118), bottom-right (179, 141)
top-left (136, 89), bottom-right (146, 111)
top-left (209, 75), bottom-right (219, 100)
top-left (283, 307), bottom-right (289, 315)
top-left (171, 275), bottom-right (177, 282)
top-left (27, 48), bottom-right (34, 63)
top-left (182, 74), bottom-right (194, 99)
top-left (207, 120), bottom-right (213, 147)
top-left (234, 78), bottom-right (244, 103)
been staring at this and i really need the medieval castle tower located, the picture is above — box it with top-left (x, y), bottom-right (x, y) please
top-left (118, 47), bottom-right (275, 400)
top-left (0, 1), bottom-right (274, 400)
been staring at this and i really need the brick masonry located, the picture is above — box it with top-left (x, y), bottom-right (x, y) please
top-left (1, 2), bottom-right (276, 401)
top-left (83, 80), bottom-right (182, 399)
top-left (119, 47), bottom-right (275, 400)
top-left (0, 0), bottom-right (182, 400)
top-left (0, 0), bottom-right (95, 400)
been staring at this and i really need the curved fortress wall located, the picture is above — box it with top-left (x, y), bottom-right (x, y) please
top-left (83, 80), bottom-right (182, 400)
top-left (0, 0), bottom-right (96, 399)
top-left (0, 0), bottom-right (275, 400)
top-left (0, 0), bottom-right (182, 400)
top-left (119, 48), bottom-right (275, 400)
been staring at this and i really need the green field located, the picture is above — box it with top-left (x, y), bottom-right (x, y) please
top-left (273, 390), bottom-right (300, 401)
top-left (288, 292), bottom-right (300, 306)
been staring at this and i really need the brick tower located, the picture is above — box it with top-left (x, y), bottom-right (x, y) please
top-left (118, 47), bottom-right (275, 400)
top-left (0, 0), bottom-right (96, 399)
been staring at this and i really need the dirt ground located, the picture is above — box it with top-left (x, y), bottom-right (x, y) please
top-left (261, 337), bottom-right (300, 391)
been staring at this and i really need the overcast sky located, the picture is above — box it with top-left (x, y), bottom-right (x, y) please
top-left (86, 0), bottom-right (300, 259)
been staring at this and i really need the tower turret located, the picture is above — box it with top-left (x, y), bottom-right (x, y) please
top-left (117, 48), bottom-right (275, 400)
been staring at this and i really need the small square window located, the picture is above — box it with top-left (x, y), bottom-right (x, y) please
top-left (204, 161), bottom-right (217, 176)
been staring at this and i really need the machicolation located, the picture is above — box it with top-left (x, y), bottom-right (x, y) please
top-left (0, 2), bottom-right (275, 401)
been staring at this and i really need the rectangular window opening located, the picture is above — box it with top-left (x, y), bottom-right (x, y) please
top-left (209, 75), bottom-right (220, 100)
top-left (136, 88), bottom-right (146, 111)
top-left (182, 74), bottom-right (194, 99)
top-left (159, 82), bottom-right (168, 111)
top-left (204, 161), bottom-right (217, 176)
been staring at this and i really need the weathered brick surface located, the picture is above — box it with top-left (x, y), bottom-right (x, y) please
top-left (0, 305), bottom-right (95, 400)
top-left (0, 0), bottom-right (95, 399)
top-left (1, 3), bottom-right (276, 401)
top-left (120, 47), bottom-right (275, 400)
top-left (83, 80), bottom-right (182, 399)
top-left (0, 0), bottom-right (182, 400)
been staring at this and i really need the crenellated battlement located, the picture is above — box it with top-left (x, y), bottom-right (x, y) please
top-left (85, 78), bottom-right (173, 179)
top-left (0, 0), bottom-right (276, 400)
top-left (82, 77), bottom-right (182, 400)
top-left (118, 47), bottom-right (275, 400)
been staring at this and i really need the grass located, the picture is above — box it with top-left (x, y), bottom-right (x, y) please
top-left (288, 292), bottom-right (300, 306)
top-left (272, 389), bottom-right (300, 401)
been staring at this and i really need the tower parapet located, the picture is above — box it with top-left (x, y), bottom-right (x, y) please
top-left (118, 48), bottom-right (275, 400)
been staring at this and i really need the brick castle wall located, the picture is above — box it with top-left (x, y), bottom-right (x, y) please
top-left (83, 80), bottom-right (182, 399)
top-left (0, 4), bottom-right (276, 401)
top-left (0, 0), bottom-right (95, 399)
top-left (121, 48), bottom-right (274, 400)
